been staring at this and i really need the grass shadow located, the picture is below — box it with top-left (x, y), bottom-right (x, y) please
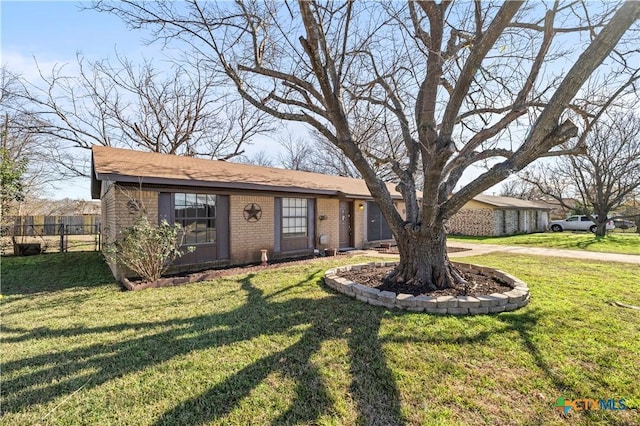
top-left (2, 270), bottom-right (405, 424)
top-left (1, 252), bottom-right (114, 295)
top-left (498, 309), bottom-right (576, 395)
top-left (381, 308), bottom-right (577, 398)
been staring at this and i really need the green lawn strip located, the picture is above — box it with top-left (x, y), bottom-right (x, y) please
top-left (448, 232), bottom-right (640, 255)
top-left (1, 252), bottom-right (639, 425)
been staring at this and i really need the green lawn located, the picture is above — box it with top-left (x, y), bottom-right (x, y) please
top-left (448, 232), bottom-right (640, 255)
top-left (1, 252), bottom-right (639, 425)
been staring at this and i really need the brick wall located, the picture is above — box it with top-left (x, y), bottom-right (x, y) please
top-left (114, 188), bottom-right (159, 232)
top-left (524, 210), bottom-right (547, 233)
top-left (538, 211), bottom-right (549, 230)
top-left (101, 185), bottom-right (159, 279)
top-left (101, 185), bottom-right (116, 246)
top-left (396, 201), bottom-right (407, 220)
top-left (229, 195), bottom-right (275, 265)
top-left (316, 198), bottom-right (340, 250)
top-left (493, 210), bottom-right (505, 235)
top-left (447, 208), bottom-right (495, 236)
top-left (102, 187), bottom-right (378, 278)
top-left (505, 210), bottom-right (519, 234)
top-left (453, 208), bottom-right (549, 237)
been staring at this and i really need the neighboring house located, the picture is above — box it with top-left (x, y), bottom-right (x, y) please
top-left (91, 146), bottom-right (408, 278)
top-left (447, 194), bottom-right (551, 237)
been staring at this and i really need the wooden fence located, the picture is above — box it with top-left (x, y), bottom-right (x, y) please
top-left (6, 215), bottom-right (100, 236)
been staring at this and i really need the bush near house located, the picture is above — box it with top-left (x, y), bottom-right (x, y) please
top-left (105, 215), bottom-right (193, 282)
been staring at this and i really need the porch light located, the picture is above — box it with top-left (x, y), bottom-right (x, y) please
top-left (358, 203), bottom-right (364, 210)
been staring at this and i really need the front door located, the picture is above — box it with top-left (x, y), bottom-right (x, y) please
top-left (339, 201), bottom-right (353, 248)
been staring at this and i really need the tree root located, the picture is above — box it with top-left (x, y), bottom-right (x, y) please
top-left (384, 263), bottom-right (473, 292)
top-left (449, 265), bottom-right (475, 295)
top-left (610, 301), bottom-right (640, 311)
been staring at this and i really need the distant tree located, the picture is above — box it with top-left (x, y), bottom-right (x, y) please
top-left (235, 150), bottom-right (275, 168)
top-left (525, 110), bottom-right (640, 236)
top-left (95, 0), bottom-right (640, 290)
top-left (0, 143), bottom-right (27, 217)
top-left (277, 133), bottom-right (315, 171)
top-left (499, 179), bottom-right (543, 200)
top-left (306, 129), bottom-right (406, 182)
top-left (236, 130), bottom-right (403, 181)
top-left (0, 68), bottom-right (56, 204)
top-left (16, 54), bottom-right (272, 177)
top-left (1, 113), bottom-right (28, 252)
top-left (306, 131), bottom-right (360, 178)
top-left (616, 188), bottom-right (640, 233)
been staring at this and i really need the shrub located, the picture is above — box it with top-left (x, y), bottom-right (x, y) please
top-left (106, 215), bottom-right (194, 282)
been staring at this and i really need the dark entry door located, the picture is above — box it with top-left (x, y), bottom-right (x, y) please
top-left (339, 201), bottom-right (353, 248)
top-left (367, 201), bottom-right (392, 241)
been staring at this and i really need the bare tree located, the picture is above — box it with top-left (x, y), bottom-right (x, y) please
top-left (235, 150), bottom-right (275, 168)
top-left (276, 133), bottom-right (315, 171)
top-left (525, 110), bottom-right (640, 236)
top-left (94, 0), bottom-right (640, 290)
top-left (1, 67), bottom-right (56, 252)
top-left (617, 188), bottom-right (640, 234)
top-left (499, 179), bottom-right (543, 200)
top-left (306, 131), bottom-right (361, 178)
top-left (0, 68), bottom-right (57, 199)
top-left (237, 130), bottom-right (401, 179)
top-left (276, 130), bottom-right (402, 179)
top-left (307, 128), bottom-right (407, 182)
top-left (17, 54), bottom-right (272, 176)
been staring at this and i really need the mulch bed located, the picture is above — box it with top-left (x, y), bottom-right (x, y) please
top-left (122, 256), bottom-right (320, 290)
top-left (338, 266), bottom-right (512, 297)
top-left (123, 246), bottom-right (488, 295)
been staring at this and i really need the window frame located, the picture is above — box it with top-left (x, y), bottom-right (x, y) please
top-left (173, 192), bottom-right (217, 245)
top-left (281, 197), bottom-right (308, 238)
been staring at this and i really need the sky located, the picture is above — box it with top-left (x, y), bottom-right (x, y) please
top-left (1, 1), bottom-right (154, 200)
top-left (0, 0), bottom-right (292, 200)
top-left (1, 0), bottom-right (498, 202)
top-left (3, 1), bottom-right (631, 202)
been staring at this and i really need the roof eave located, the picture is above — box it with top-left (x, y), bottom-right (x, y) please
top-left (93, 173), bottom-right (342, 196)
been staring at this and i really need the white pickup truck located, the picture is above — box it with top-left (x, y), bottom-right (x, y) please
top-left (549, 215), bottom-right (615, 233)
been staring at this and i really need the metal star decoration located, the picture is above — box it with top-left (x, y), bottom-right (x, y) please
top-left (243, 203), bottom-right (262, 222)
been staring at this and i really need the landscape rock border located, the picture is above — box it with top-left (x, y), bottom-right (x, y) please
top-left (324, 261), bottom-right (530, 315)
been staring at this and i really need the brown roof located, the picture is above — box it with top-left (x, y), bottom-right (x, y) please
top-left (91, 146), bottom-right (404, 199)
top-left (473, 194), bottom-right (551, 210)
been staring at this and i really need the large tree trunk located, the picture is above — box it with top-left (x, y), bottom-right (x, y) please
top-left (384, 221), bottom-right (463, 291)
top-left (593, 209), bottom-right (610, 237)
top-left (595, 221), bottom-right (608, 237)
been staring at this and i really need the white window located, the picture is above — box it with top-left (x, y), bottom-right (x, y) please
top-left (282, 198), bottom-right (308, 237)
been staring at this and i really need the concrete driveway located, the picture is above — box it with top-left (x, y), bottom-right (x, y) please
top-left (447, 242), bottom-right (640, 264)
